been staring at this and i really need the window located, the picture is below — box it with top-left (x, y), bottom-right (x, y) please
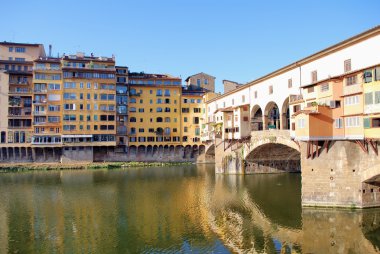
top-left (345, 116), bottom-right (360, 128)
top-left (193, 117), bottom-right (199, 124)
top-left (320, 83), bottom-right (329, 92)
top-left (165, 117), bottom-right (170, 122)
top-left (346, 75), bottom-right (357, 86)
top-left (365, 92), bottom-right (373, 105)
top-left (344, 59), bottom-right (351, 72)
top-left (254, 91), bottom-right (257, 99)
top-left (156, 89), bottom-right (162, 96)
top-left (80, 83), bottom-right (84, 89)
top-left (48, 83), bottom-right (60, 90)
top-left (204, 79), bottom-right (208, 85)
top-left (156, 107), bottom-right (162, 112)
top-left (138, 108), bottom-right (144, 113)
top-left (344, 95), bottom-right (359, 105)
top-left (334, 118), bottom-right (343, 129)
top-left (184, 117), bottom-right (188, 122)
top-left (297, 118), bottom-right (305, 129)
top-left (139, 128), bottom-right (144, 133)
top-left (311, 71), bottom-right (317, 83)
top-left (288, 78), bottom-right (292, 88)
top-left (8, 47), bottom-right (13, 52)
top-left (130, 117), bottom-right (136, 122)
top-left (375, 91), bottom-right (380, 104)
top-left (182, 108), bottom-right (190, 113)
top-left (242, 95), bottom-right (245, 103)
top-left (375, 67), bottom-right (380, 81)
top-left (308, 86), bottom-right (314, 93)
top-left (184, 127), bottom-right (188, 132)
top-left (197, 79), bottom-right (201, 87)
top-left (15, 47), bottom-right (26, 53)
top-left (156, 117), bottom-right (163, 122)
top-left (364, 70), bottom-right (372, 83)
top-left (269, 85), bottom-right (273, 94)
top-left (372, 118), bottom-right (380, 128)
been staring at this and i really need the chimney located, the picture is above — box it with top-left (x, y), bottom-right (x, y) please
top-left (49, 44), bottom-right (52, 57)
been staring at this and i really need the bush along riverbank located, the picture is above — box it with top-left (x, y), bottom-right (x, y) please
top-left (0, 161), bottom-right (194, 172)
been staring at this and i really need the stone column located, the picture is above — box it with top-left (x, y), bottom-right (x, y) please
top-left (32, 148), bottom-right (36, 161)
top-left (43, 148), bottom-right (46, 161)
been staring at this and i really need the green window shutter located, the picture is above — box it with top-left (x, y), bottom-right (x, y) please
top-left (363, 118), bottom-right (370, 129)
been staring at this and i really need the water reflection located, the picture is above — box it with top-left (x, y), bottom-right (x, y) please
top-left (0, 165), bottom-right (378, 253)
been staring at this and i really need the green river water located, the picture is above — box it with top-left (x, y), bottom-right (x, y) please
top-left (0, 164), bottom-right (379, 253)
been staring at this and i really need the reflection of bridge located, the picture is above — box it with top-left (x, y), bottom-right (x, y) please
top-left (202, 174), bottom-right (380, 254)
top-left (204, 128), bottom-right (380, 208)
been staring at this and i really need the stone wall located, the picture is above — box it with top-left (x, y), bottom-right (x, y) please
top-left (301, 140), bottom-right (380, 208)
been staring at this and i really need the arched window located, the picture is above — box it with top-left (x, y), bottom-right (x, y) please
top-left (130, 98), bottom-right (136, 103)
top-left (164, 127), bottom-right (170, 135)
top-left (156, 117), bottom-right (163, 122)
top-left (165, 117), bottom-right (170, 122)
top-left (129, 107), bottom-right (136, 112)
top-left (156, 107), bottom-right (163, 112)
top-left (130, 117), bottom-right (136, 122)
top-left (130, 88), bottom-right (136, 95)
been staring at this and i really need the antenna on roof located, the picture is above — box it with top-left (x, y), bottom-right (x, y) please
top-left (49, 44), bottom-right (52, 57)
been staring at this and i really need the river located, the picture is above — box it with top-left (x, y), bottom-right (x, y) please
top-left (0, 164), bottom-right (379, 253)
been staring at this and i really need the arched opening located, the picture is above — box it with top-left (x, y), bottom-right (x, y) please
top-left (129, 145), bottom-right (137, 156)
top-left (0, 131), bottom-right (6, 143)
top-left (251, 105), bottom-right (263, 131)
top-left (199, 145), bottom-right (206, 155)
top-left (281, 97), bottom-right (290, 130)
top-left (175, 145), bottom-right (183, 156)
top-left (147, 145), bottom-right (153, 155)
top-left (245, 143), bottom-right (300, 173)
top-left (153, 145), bottom-right (158, 156)
top-left (184, 145), bottom-right (192, 159)
top-left (163, 145), bottom-right (169, 155)
top-left (169, 145), bottom-right (175, 155)
top-left (137, 145), bottom-right (146, 156)
top-left (264, 102), bottom-right (280, 130)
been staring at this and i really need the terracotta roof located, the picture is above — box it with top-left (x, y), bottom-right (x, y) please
top-left (185, 72), bottom-right (216, 81)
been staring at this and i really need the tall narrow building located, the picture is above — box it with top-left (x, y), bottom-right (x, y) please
top-left (0, 42), bottom-right (45, 148)
top-left (60, 53), bottom-right (116, 162)
top-left (115, 66), bottom-right (129, 151)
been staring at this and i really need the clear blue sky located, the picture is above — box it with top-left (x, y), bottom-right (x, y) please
top-left (1, 0), bottom-right (379, 93)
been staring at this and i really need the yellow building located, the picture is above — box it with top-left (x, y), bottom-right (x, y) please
top-left (181, 89), bottom-right (204, 147)
top-left (293, 65), bottom-right (380, 144)
top-left (127, 73), bottom-right (182, 149)
top-left (363, 66), bottom-right (380, 139)
top-left (60, 53), bottom-right (117, 161)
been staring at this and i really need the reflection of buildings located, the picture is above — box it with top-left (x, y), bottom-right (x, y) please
top-left (0, 168), bottom-right (379, 253)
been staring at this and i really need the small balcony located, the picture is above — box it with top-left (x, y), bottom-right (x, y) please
top-left (9, 80), bottom-right (29, 85)
top-left (33, 89), bottom-right (48, 93)
top-left (343, 83), bottom-right (362, 96)
top-left (8, 88), bottom-right (31, 95)
top-left (33, 100), bottom-right (47, 105)
top-left (33, 111), bottom-right (47, 116)
top-left (289, 94), bottom-right (303, 104)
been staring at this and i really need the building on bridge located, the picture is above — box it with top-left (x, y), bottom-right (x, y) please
top-left (203, 26), bottom-right (380, 149)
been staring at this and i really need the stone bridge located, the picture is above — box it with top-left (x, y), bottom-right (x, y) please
top-left (205, 129), bottom-right (380, 208)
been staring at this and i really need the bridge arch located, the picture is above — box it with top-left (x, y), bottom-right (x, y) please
top-left (205, 143), bottom-right (215, 156)
top-left (281, 97), bottom-right (290, 130)
top-left (244, 132), bottom-right (300, 173)
top-left (250, 104), bottom-right (263, 131)
top-left (264, 101), bottom-right (280, 130)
